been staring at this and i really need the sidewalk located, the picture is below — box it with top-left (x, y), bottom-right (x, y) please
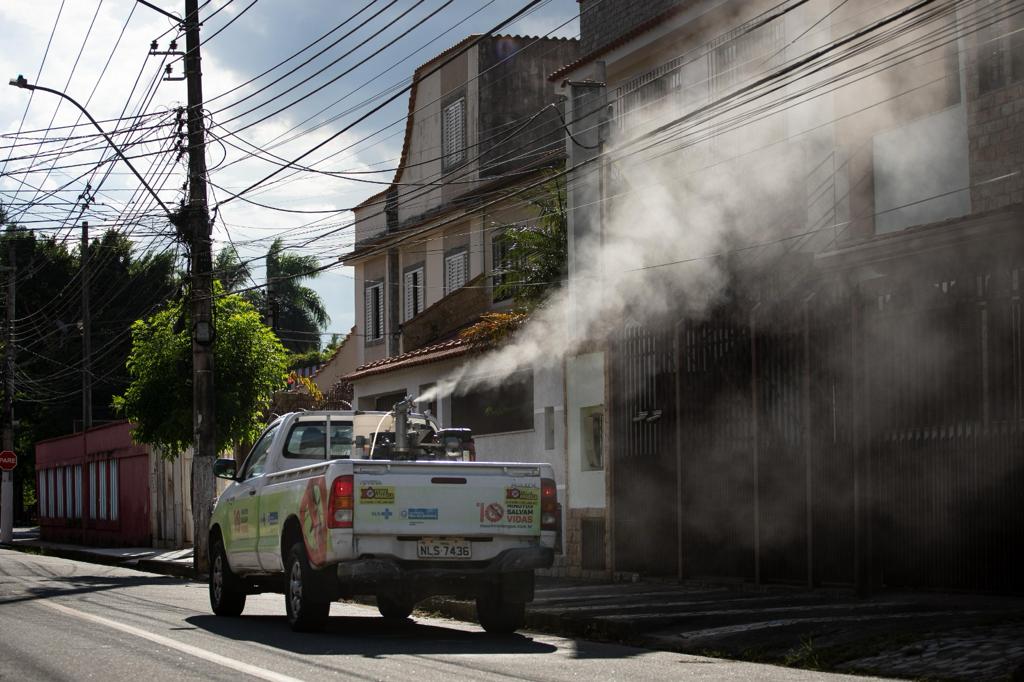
top-left (5, 527), bottom-right (1023, 681)
top-left (3, 526), bottom-right (195, 578)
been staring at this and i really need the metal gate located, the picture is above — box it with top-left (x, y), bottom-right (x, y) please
top-left (609, 322), bottom-right (678, 576)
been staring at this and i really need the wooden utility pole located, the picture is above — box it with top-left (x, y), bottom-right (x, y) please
top-left (81, 221), bottom-right (92, 431)
top-left (184, 0), bottom-right (215, 573)
top-left (1, 223), bottom-right (16, 543)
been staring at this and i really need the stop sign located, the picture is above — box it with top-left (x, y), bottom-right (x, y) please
top-left (0, 451), bottom-right (15, 471)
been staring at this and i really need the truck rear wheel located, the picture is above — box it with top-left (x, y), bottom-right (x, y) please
top-left (285, 542), bottom-right (330, 632)
top-left (377, 594), bottom-right (415, 620)
top-left (209, 536), bottom-right (246, 617)
top-left (476, 594), bottom-right (526, 634)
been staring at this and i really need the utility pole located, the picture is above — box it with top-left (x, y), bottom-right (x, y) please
top-left (1, 223), bottom-right (16, 543)
top-left (184, 0), bottom-right (216, 574)
top-left (81, 221), bottom-right (92, 431)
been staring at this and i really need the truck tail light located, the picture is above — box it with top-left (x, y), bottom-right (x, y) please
top-left (328, 474), bottom-right (354, 528)
top-left (540, 477), bottom-right (558, 531)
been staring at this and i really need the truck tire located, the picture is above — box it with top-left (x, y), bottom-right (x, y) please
top-left (209, 536), bottom-right (246, 617)
top-left (476, 594), bottom-right (526, 634)
top-left (377, 594), bottom-right (415, 621)
top-left (285, 542), bottom-right (330, 632)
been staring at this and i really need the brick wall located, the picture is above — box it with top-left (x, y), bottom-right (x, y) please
top-left (967, 79), bottom-right (1024, 213)
top-left (564, 508), bottom-right (610, 579)
top-left (579, 0), bottom-right (685, 56)
top-left (402, 274), bottom-right (489, 352)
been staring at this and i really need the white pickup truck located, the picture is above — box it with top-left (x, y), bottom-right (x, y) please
top-left (208, 400), bottom-right (558, 633)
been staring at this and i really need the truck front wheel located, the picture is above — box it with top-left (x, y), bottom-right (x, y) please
top-left (285, 542), bottom-right (330, 632)
top-left (476, 594), bottom-right (526, 634)
top-left (209, 536), bottom-right (246, 617)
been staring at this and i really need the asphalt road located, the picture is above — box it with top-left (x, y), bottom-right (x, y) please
top-left (0, 549), bottom-right (878, 681)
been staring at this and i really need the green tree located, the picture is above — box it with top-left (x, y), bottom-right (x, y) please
top-left (212, 244), bottom-right (252, 293)
top-left (263, 238), bottom-right (329, 353)
top-left (0, 217), bottom-right (178, 522)
top-left (493, 175), bottom-right (568, 309)
top-left (215, 240), bottom-right (329, 354)
top-left (114, 285), bottom-right (287, 457)
top-left (461, 176), bottom-right (568, 350)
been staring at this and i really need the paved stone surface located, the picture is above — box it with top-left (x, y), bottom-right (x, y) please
top-left (841, 622), bottom-right (1024, 681)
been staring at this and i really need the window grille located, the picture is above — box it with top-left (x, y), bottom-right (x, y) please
top-left (38, 471), bottom-right (47, 519)
top-left (404, 267), bottom-right (425, 321)
top-left (56, 467), bottom-right (64, 519)
top-left (364, 282), bottom-right (384, 341)
top-left (110, 459), bottom-right (119, 521)
top-left (88, 462), bottom-right (96, 520)
top-left (74, 464), bottom-right (82, 519)
top-left (444, 250), bottom-right (468, 295)
top-left (442, 98), bottom-right (466, 168)
top-left (99, 460), bottom-right (108, 521)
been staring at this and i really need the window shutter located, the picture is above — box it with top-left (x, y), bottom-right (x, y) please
top-left (404, 268), bottom-right (423, 321)
top-left (442, 98), bottom-right (465, 167)
top-left (444, 252), bottom-right (467, 295)
top-left (365, 286), bottom-right (374, 339)
top-left (376, 285), bottom-right (384, 339)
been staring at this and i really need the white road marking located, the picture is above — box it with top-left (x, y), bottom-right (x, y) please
top-left (41, 600), bottom-right (305, 682)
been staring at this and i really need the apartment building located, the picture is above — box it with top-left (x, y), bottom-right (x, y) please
top-left (342, 34), bottom-right (581, 570)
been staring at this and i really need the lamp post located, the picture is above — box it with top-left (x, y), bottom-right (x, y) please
top-left (8, 76), bottom-right (173, 218)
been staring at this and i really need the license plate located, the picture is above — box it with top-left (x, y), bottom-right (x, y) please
top-left (417, 538), bottom-right (471, 560)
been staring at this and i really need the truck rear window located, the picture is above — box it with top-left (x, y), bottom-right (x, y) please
top-left (283, 421), bottom-right (354, 459)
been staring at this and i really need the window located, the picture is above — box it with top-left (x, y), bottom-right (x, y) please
top-left (98, 460), bottom-right (108, 520)
top-left (283, 420), bottom-right (354, 460)
top-left (241, 423), bottom-right (279, 474)
top-left (109, 459), bottom-right (118, 521)
top-left (580, 405), bottom-right (604, 471)
top-left (364, 281), bottom-right (384, 342)
top-left (418, 383), bottom-right (437, 418)
top-left (74, 464), bottom-right (82, 519)
top-left (56, 467), bottom-right (64, 519)
top-left (374, 391), bottom-right (408, 412)
top-left (442, 97), bottom-right (466, 169)
top-left (450, 370), bottom-right (534, 435)
top-left (38, 471), bottom-right (47, 519)
top-left (404, 266), bottom-right (425, 321)
top-left (491, 231), bottom-right (515, 302)
top-left (88, 462), bottom-right (96, 520)
top-left (444, 250), bottom-right (468, 295)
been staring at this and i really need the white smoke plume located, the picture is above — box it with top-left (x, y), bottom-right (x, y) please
top-left (418, 0), bottom-right (966, 404)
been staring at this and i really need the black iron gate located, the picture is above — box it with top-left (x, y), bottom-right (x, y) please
top-left (609, 323), bottom-right (678, 576)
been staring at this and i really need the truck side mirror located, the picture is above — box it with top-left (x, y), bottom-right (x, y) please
top-left (213, 458), bottom-right (238, 480)
top-left (354, 435), bottom-right (366, 448)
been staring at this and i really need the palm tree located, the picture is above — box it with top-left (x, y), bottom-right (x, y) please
top-left (212, 245), bottom-right (252, 293)
top-left (264, 238), bottom-right (329, 353)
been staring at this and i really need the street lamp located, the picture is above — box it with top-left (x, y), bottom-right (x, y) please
top-left (8, 75), bottom-right (172, 218)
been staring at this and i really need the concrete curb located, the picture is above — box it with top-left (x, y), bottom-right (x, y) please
top-left (416, 595), bottom-right (642, 644)
top-left (2, 542), bottom-right (198, 581)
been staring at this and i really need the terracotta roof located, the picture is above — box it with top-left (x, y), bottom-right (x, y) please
top-left (549, 3), bottom-right (697, 81)
top-left (343, 338), bottom-right (472, 382)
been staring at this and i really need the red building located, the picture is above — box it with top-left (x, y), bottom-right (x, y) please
top-left (35, 421), bottom-right (151, 546)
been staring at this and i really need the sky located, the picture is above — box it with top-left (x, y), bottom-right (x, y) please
top-left (0, 0), bottom-right (580, 343)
